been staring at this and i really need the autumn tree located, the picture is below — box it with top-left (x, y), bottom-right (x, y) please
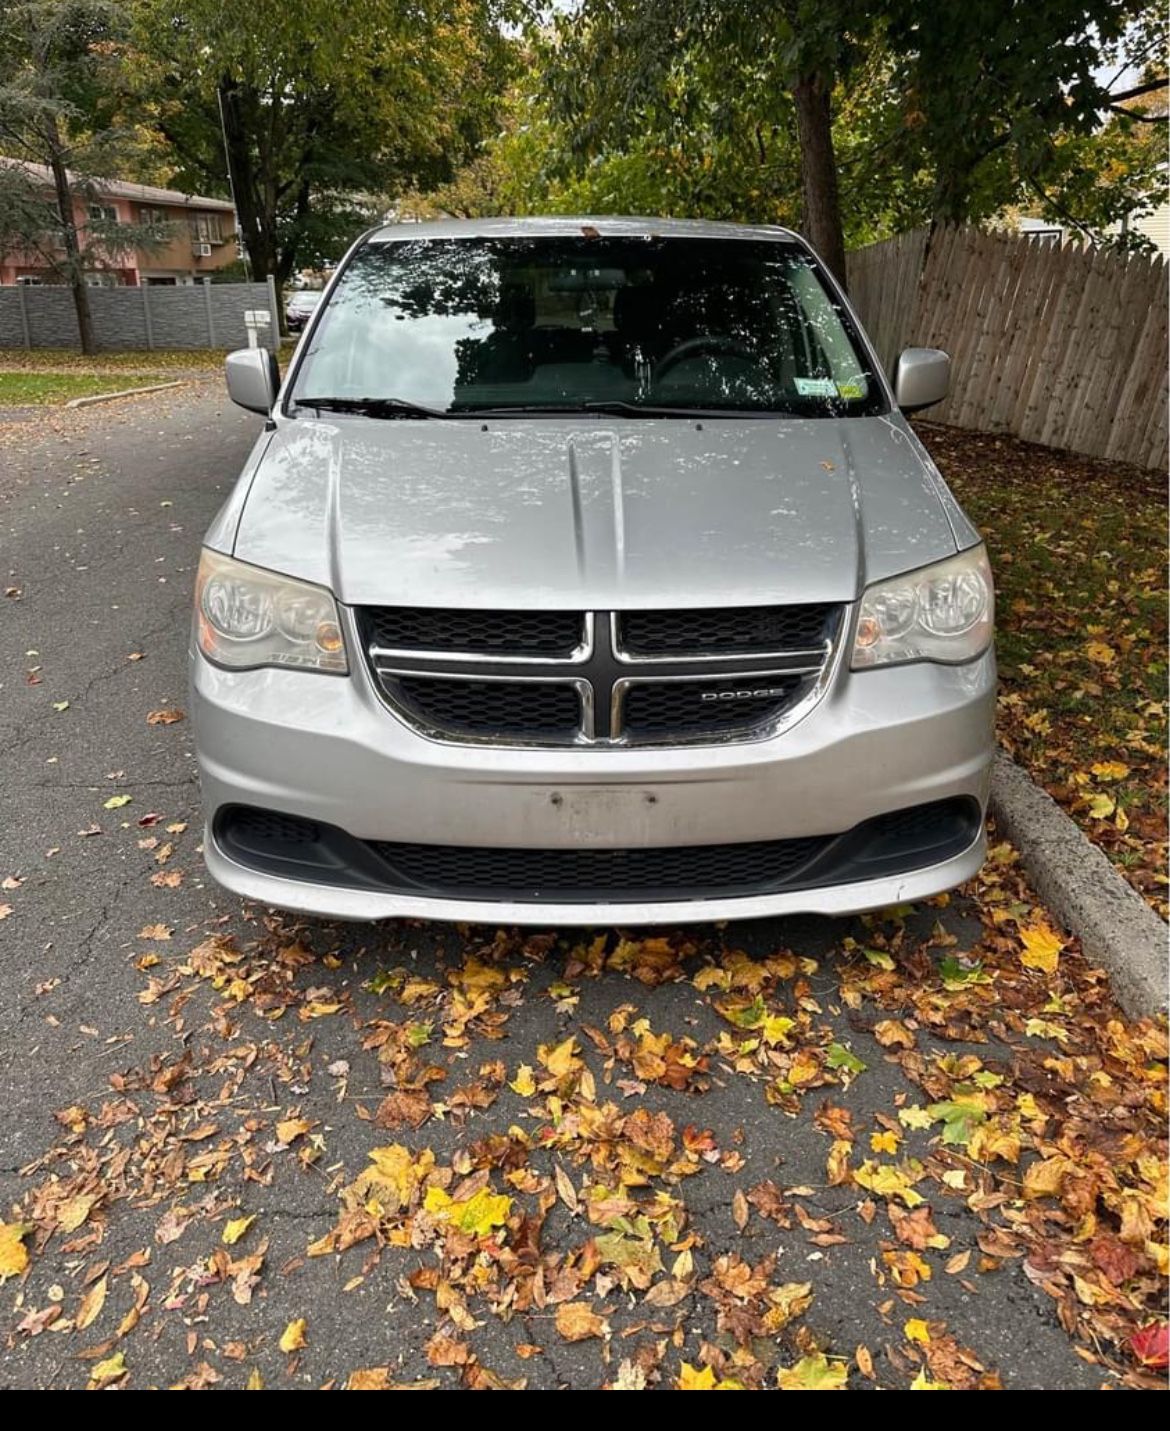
top-left (129, 0), bottom-right (515, 289)
top-left (523, 0), bottom-right (1165, 277)
top-left (884, 0), bottom-right (1164, 228)
top-left (0, 1), bottom-right (164, 352)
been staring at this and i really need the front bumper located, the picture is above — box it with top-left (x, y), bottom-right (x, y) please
top-left (192, 642), bottom-right (996, 924)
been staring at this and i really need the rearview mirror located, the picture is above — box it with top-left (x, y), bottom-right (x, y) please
top-left (225, 347), bottom-right (280, 415)
top-left (893, 347), bottom-right (950, 413)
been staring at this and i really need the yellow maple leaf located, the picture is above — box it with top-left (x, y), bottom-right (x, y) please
top-left (279, 1318), bottom-right (308, 1353)
top-left (904, 1317), bottom-right (931, 1344)
top-left (509, 1064), bottom-right (536, 1097)
top-left (678, 1362), bottom-right (718, 1389)
top-left (1091, 761), bottom-right (1130, 782)
top-left (424, 1183), bottom-right (512, 1237)
top-left (89, 1351), bottom-right (128, 1387)
top-left (539, 1035), bottom-right (581, 1079)
top-left (1085, 792), bottom-right (1116, 819)
top-left (778, 1352), bottom-right (848, 1390)
top-left (910, 1368), bottom-right (950, 1389)
top-left (222, 1215), bottom-right (255, 1246)
top-left (1085, 640), bottom-right (1115, 666)
top-left (762, 1013), bottom-right (795, 1046)
top-left (246, 1368), bottom-right (264, 1390)
top-left (870, 1130), bottom-right (900, 1155)
top-left (0, 1222), bottom-right (31, 1281)
top-left (854, 1159), bottom-right (925, 1207)
top-left (1019, 922), bottom-right (1063, 973)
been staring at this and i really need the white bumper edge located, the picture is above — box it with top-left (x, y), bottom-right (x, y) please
top-left (202, 822), bottom-right (987, 927)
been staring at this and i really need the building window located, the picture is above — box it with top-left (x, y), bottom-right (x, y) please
top-left (87, 204), bottom-right (119, 225)
top-left (189, 212), bottom-right (222, 243)
top-left (141, 206), bottom-right (168, 233)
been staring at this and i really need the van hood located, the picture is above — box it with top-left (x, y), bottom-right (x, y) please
top-left (227, 415), bottom-right (961, 609)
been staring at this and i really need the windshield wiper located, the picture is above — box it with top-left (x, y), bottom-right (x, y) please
top-left (467, 400), bottom-right (809, 419)
top-left (293, 396), bottom-right (454, 419)
top-left (581, 399), bottom-right (810, 418)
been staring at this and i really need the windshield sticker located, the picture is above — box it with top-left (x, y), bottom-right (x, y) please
top-left (836, 380), bottom-right (865, 399)
top-left (794, 376), bottom-right (838, 398)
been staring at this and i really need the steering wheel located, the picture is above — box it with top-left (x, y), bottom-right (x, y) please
top-left (653, 332), bottom-right (758, 382)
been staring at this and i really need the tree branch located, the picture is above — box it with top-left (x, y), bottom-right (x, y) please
top-left (1107, 77), bottom-right (1168, 104)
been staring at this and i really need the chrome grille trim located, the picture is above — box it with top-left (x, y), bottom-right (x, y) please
top-left (355, 603), bottom-right (845, 748)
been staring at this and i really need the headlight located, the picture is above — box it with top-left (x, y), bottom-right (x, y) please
top-left (852, 544), bottom-right (993, 669)
top-left (194, 549), bottom-right (347, 673)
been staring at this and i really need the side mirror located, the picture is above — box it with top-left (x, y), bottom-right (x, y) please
top-left (893, 347), bottom-right (950, 413)
top-left (225, 347), bottom-right (280, 415)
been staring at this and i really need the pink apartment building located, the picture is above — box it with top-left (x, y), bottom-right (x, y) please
top-left (0, 162), bottom-right (239, 287)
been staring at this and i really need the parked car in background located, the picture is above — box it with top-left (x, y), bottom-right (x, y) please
top-left (285, 290), bottom-right (322, 330)
top-left (196, 216), bottom-right (995, 926)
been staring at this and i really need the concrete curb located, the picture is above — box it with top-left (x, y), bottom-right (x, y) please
top-left (65, 380), bottom-right (184, 409)
top-left (989, 750), bottom-right (1166, 1018)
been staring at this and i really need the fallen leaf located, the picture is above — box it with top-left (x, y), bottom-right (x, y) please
top-left (77, 1275), bottom-right (107, 1330)
top-left (1130, 1323), bottom-right (1169, 1370)
top-left (0, 1222), bottom-right (31, 1280)
top-left (89, 1351), bottom-right (127, 1388)
top-left (778, 1352), bottom-right (848, 1390)
top-left (555, 1301), bottom-right (608, 1342)
top-left (1019, 922), bottom-right (1063, 972)
top-left (279, 1318), bottom-right (308, 1353)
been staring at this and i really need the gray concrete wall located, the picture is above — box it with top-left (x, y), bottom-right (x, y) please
top-left (0, 279), bottom-right (279, 351)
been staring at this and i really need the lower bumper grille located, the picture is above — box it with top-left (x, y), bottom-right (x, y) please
top-left (371, 833), bottom-right (828, 897)
top-left (215, 797), bottom-right (982, 905)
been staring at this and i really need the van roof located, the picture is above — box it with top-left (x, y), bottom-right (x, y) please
top-left (368, 215), bottom-right (801, 245)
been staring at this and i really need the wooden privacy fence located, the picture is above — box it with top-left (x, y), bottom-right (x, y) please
top-left (846, 225), bottom-right (1168, 470)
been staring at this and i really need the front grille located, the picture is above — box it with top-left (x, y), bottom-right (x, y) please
top-left (362, 606), bottom-right (583, 656)
top-left (372, 834), bottom-right (829, 899)
top-left (358, 602), bottom-right (841, 747)
top-left (618, 603), bottom-right (838, 656)
top-left (383, 674), bottom-right (582, 740)
top-left (621, 672), bottom-right (810, 737)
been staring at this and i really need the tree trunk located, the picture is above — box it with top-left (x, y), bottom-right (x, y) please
top-left (791, 72), bottom-right (848, 287)
top-left (44, 121), bottom-right (95, 354)
top-left (218, 79), bottom-right (277, 279)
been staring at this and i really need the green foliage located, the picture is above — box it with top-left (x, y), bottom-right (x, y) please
top-left (431, 0), bottom-right (1166, 254)
top-left (129, 0), bottom-right (516, 280)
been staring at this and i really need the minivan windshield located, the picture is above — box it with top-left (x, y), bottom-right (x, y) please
top-left (290, 234), bottom-right (883, 418)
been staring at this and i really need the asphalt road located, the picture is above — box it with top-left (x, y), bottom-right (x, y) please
top-left (0, 384), bottom-right (1110, 1389)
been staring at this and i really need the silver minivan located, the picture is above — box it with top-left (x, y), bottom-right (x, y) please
top-left (193, 217), bottom-right (995, 924)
